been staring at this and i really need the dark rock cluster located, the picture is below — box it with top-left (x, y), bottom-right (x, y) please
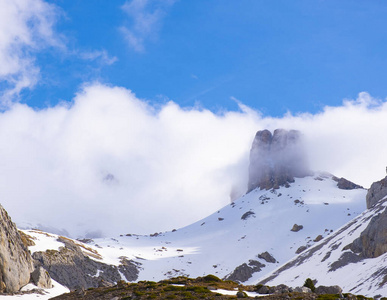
top-left (224, 260), bottom-right (265, 282)
top-left (332, 176), bottom-right (363, 190)
top-left (248, 129), bottom-right (310, 192)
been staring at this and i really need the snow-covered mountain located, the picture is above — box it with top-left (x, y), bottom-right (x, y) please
top-left (5, 128), bottom-right (387, 298)
top-left (23, 172), bottom-right (366, 287)
top-left (258, 178), bottom-right (387, 297)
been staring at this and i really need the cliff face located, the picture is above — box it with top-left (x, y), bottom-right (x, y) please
top-left (0, 204), bottom-right (34, 292)
top-left (248, 129), bottom-right (310, 191)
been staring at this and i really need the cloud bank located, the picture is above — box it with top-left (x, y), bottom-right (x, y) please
top-left (0, 84), bottom-right (386, 238)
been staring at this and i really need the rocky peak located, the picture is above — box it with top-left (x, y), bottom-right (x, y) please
top-left (0, 204), bottom-right (34, 292)
top-left (248, 129), bottom-right (310, 191)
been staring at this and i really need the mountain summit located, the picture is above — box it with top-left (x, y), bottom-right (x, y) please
top-left (248, 129), bottom-right (310, 191)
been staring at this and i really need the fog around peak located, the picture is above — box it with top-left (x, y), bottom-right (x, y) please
top-left (0, 86), bottom-right (386, 237)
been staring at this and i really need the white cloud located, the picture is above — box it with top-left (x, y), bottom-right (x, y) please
top-left (0, 0), bottom-right (61, 105)
top-left (0, 85), bottom-right (386, 238)
top-left (79, 50), bottom-right (118, 66)
top-left (120, 0), bottom-right (176, 52)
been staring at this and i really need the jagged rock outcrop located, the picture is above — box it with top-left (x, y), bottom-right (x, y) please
top-left (224, 260), bottom-right (265, 283)
top-left (248, 129), bottom-right (310, 191)
top-left (366, 176), bottom-right (387, 209)
top-left (258, 251), bottom-right (276, 263)
top-left (332, 176), bottom-right (363, 190)
top-left (33, 236), bottom-right (140, 290)
top-left (0, 204), bottom-right (34, 293)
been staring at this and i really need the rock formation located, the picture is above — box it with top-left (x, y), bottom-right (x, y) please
top-left (0, 204), bottom-right (34, 292)
top-left (247, 129), bottom-right (310, 192)
top-left (33, 236), bottom-right (140, 290)
top-left (350, 202), bottom-right (387, 258)
top-left (332, 176), bottom-right (363, 190)
top-left (224, 260), bottom-right (265, 283)
top-left (366, 176), bottom-right (387, 209)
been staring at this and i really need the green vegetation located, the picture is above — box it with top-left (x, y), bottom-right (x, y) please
top-left (316, 294), bottom-right (341, 300)
top-left (202, 274), bottom-right (222, 282)
top-left (50, 276), bottom-right (378, 300)
top-left (303, 278), bottom-right (316, 292)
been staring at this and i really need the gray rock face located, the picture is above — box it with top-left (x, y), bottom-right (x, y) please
top-left (366, 176), bottom-right (387, 209)
top-left (332, 176), bottom-right (363, 190)
top-left (350, 205), bottom-right (387, 258)
top-left (258, 251), bottom-right (276, 263)
top-left (248, 129), bottom-right (310, 192)
top-left (0, 204), bottom-right (34, 293)
top-left (315, 285), bottom-right (342, 295)
top-left (224, 260), bottom-right (265, 283)
top-left (31, 266), bottom-right (52, 288)
top-left (33, 237), bottom-right (140, 290)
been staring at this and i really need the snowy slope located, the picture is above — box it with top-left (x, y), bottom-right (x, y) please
top-left (22, 172), bottom-right (366, 288)
top-left (258, 196), bottom-right (387, 297)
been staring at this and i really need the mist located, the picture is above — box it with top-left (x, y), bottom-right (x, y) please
top-left (0, 85), bottom-right (386, 237)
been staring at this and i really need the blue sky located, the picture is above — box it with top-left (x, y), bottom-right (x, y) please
top-left (13, 0), bottom-right (387, 116)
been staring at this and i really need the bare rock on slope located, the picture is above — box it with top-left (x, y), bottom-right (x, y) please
top-left (332, 176), bottom-right (363, 190)
top-left (0, 204), bottom-right (34, 292)
top-left (366, 176), bottom-right (387, 209)
top-left (248, 129), bottom-right (311, 192)
top-left (224, 260), bottom-right (265, 283)
top-left (350, 203), bottom-right (387, 258)
top-left (32, 236), bottom-right (140, 290)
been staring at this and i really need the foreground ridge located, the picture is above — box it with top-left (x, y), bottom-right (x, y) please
top-left (50, 276), bottom-right (376, 300)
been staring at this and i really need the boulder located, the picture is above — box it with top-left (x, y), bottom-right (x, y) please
top-left (295, 245), bottom-right (307, 254)
top-left (247, 129), bottom-right (311, 192)
top-left (236, 291), bottom-right (248, 298)
top-left (291, 224), bottom-right (303, 232)
top-left (315, 285), bottom-right (342, 295)
top-left (366, 176), bottom-right (387, 209)
top-left (0, 204), bottom-right (34, 293)
top-left (256, 285), bottom-right (269, 294)
top-left (273, 284), bottom-right (291, 294)
top-left (31, 266), bottom-right (52, 288)
top-left (258, 251), bottom-right (276, 263)
top-left (294, 286), bottom-right (312, 293)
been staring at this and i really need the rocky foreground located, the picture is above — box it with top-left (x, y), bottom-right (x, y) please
top-left (50, 275), bottom-right (379, 299)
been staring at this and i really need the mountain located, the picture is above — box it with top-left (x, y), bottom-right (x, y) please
top-left (258, 175), bottom-right (387, 297)
top-left (2, 128), bottom-right (383, 298)
top-left (16, 129), bottom-right (368, 295)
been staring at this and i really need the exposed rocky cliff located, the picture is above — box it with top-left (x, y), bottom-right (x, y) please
top-left (33, 236), bottom-right (140, 290)
top-left (350, 201), bottom-right (387, 258)
top-left (0, 204), bottom-right (34, 292)
top-left (366, 176), bottom-right (387, 209)
top-left (248, 129), bottom-right (311, 191)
